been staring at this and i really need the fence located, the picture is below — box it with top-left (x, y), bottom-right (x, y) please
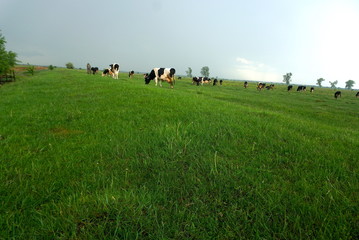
top-left (0, 70), bottom-right (16, 84)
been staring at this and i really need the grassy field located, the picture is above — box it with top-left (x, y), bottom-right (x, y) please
top-left (0, 68), bottom-right (358, 239)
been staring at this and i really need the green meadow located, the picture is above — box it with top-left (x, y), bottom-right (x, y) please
top-left (0, 68), bottom-right (358, 239)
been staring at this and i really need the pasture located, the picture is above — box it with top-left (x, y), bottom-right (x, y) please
top-left (0, 68), bottom-right (358, 239)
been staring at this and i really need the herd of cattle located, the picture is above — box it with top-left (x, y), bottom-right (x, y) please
top-left (86, 63), bottom-right (359, 98)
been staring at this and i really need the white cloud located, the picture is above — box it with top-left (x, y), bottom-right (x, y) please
top-left (235, 57), bottom-right (281, 82)
top-left (236, 57), bottom-right (252, 65)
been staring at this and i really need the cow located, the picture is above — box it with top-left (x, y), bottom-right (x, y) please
top-left (334, 91), bottom-right (341, 99)
top-left (310, 87), bottom-right (314, 92)
top-left (297, 86), bottom-right (306, 91)
top-left (244, 81), bottom-right (248, 88)
top-left (145, 68), bottom-right (176, 88)
top-left (109, 63), bottom-right (120, 79)
top-left (287, 85), bottom-right (293, 91)
top-left (86, 63), bottom-right (91, 74)
top-left (356, 92), bottom-right (359, 98)
top-left (257, 82), bottom-right (266, 91)
top-left (213, 78), bottom-right (218, 86)
top-left (129, 70), bottom-right (134, 78)
top-left (102, 68), bottom-right (112, 77)
top-left (192, 77), bottom-right (210, 86)
top-left (266, 84), bottom-right (274, 90)
top-left (91, 67), bottom-right (99, 75)
top-left (192, 77), bottom-right (200, 86)
top-left (220, 79), bottom-right (223, 85)
top-left (203, 77), bottom-right (211, 84)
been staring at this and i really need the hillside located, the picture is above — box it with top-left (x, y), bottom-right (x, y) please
top-left (0, 68), bottom-right (358, 239)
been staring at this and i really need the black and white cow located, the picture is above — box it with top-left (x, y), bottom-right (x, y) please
top-left (244, 81), bottom-right (248, 88)
top-left (297, 86), bottom-right (306, 91)
top-left (334, 91), bottom-right (341, 99)
top-left (102, 68), bottom-right (112, 77)
top-left (310, 87), bottom-right (314, 92)
top-left (129, 70), bottom-right (135, 78)
top-left (109, 63), bottom-right (120, 79)
top-left (213, 78), bottom-right (218, 86)
top-left (287, 85), bottom-right (293, 91)
top-left (91, 67), bottom-right (99, 75)
top-left (356, 92), bottom-right (359, 98)
top-left (145, 68), bottom-right (176, 88)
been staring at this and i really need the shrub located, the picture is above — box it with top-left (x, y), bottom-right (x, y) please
top-left (49, 65), bottom-right (54, 70)
top-left (66, 62), bottom-right (74, 69)
top-left (26, 64), bottom-right (35, 75)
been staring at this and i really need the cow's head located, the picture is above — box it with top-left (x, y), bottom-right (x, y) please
top-left (144, 73), bottom-right (151, 84)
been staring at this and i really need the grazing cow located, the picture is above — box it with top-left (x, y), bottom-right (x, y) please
top-left (86, 63), bottom-right (91, 74)
top-left (192, 77), bottom-right (210, 86)
top-left (102, 68), bottom-right (112, 77)
top-left (145, 68), bottom-right (176, 88)
top-left (220, 79), bottom-right (223, 85)
top-left (129, 70), bottom-right (134, 78)
top-left (287, 85), bottom-right (293, 91)
top-left (109, 63), bottom-right (120, 79)
top-left (266, 84), bottom-right (275, 90)
top-left (192, 77), bottom-right (200, 86)
top-left (334, 91), bottom-right (341, 99)
top-left (203, 77), bottom-right (211, 84)
top-left (213, 78), bottom-right (218, 86)
top-left (257, 82), bottom-right (266, 91)
top-left (244, 81), bottom-right (248, 88)
top-left (310, 87), bottom-right (314, 92)
top-left (356, 92), bottom-right (359, 98)
top-left (297, 86), bottom-right (306, 91)
top-left (91, 67), bottom-right (99, 75)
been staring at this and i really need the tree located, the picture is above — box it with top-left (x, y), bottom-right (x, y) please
top-left (0, 32), bottom-right (18, 74)
top-left (66, 62), bottom-right (74, 69)
top-left (49, 65), bottom-right (54, 70)
top-left (185, 67), bottom-right (192, 78)
top-left (329, 80), bottom-right (338, 88)
top-left (26, 64), bottom-right (35, 75)
top-left (282, 73), bottom-right (292, 85)
top-left (316, 78), bottom-right (325, 87)
top-left (200, 66), bottom-right (209, 78)
top-left (345, 80), bottom-right (355, 90)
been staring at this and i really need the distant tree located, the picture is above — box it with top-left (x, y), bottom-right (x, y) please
top-left (49, 65), bottom-right (54, 70)
top-left (329, 80), bottom-right (338, 88)
top-left (316, 78), bottom-right (325, 87)
top-left (0, 31), bottom-right (18, 74)
top-left (282, 73), bottom-right (292, 85)
top-left (200, 66), bottom-right (210, 78)
top-left (185, 67), bottom-right (192, 78)
top-left (345, 80), bottom-right (355, 90)
top-left (66, 62), bottom-right (74, 69)
top-left (26, 64), bottom-right (35, 75)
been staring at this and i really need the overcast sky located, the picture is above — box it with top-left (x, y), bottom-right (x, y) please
top-left (1, 0), bottom-right (359, 88)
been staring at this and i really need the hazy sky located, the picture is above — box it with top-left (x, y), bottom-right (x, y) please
top-left (1, 0), bottom-right (359, 88)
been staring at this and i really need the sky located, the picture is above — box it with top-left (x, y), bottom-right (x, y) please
top-left (1, 0), bottom-right (359, 88)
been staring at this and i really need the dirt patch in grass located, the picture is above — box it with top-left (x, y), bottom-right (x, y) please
top-left (12, 66), bottom-right (48, 72)
top-left (49, 127), bottom-right (84, 136)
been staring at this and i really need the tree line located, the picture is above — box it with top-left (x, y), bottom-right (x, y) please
top-left (185, 66), bottom-right (210, 78)
top-left (283, 73), bottom-right (355, 90)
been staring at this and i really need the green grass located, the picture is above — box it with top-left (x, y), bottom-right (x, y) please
top-left (1, 68), bottom-right (358, 239)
